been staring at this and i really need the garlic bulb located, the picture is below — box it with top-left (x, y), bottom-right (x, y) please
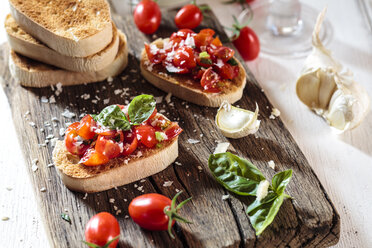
top-left (296, 8), bottom-right (370, 131)
top-left (215, 101), bottom-right (260, 138)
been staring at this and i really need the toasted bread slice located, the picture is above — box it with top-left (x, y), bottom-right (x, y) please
top-left (9, 0), bottom-right (112, 57)
top-left (5, 14), bottom-right (119, 72)
top-left (52, 138), bottom-right (178, 193)
top-left (140, 38), bottom-right (247, 107)
top-left (9, 31), bottom-right (128, 87)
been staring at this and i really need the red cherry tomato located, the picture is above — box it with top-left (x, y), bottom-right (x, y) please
top-left (77, 115), bottom-right (96, 140)
top-left (217, 63), bottom-right (239, 80)
top-left (200, 67), bottom-right (221, 93)
top-left (173, 46), bottom-right (196, 69)
top-left (133, 0), bottom-right (161, 34)
top-left (122, 132), bottom-right (138, 156)
top-left (164, 123), bottom-right (183, 140)
top-left (80, 148), bottom-right (109, 166)
top-left (129, 193), bottom-right (173, 231)
top-left (95, 135), bottom-right (122, 159)
top-left (135, 125), bottom-right (157, 148)
top-left (194, 29), bottom-right (215, 48)
top-left (85, 212), bottom-right (120, 248)
top-left (232, 26), bottom-right (260, 61)
top-left (174, 4), bottom-right (203, 29)
top-left (65, 122), bottom-right (89, 156)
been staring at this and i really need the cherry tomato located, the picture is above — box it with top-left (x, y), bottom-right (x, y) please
top-left (209, 46), bottom-right (234, 62)
top-left (145, 43), bottom-right (166, 64)
top-left (173, 46), bottom-right (196, 69)
top-left (164, 123), bottom-right (183, 140)
top-left (200, 67), bottom-right (221, 93)
top-left (174, 4), bottom-right (203, 29)
top-left (77, 115), bottom-right (96, 140)
top-left (133, 0), bottom-right (161, 34)
top-left (65, 122), bottom-right (89, 156)
top-left (217, 63), bottom-right (239, 80)
top-left (135, 125), bottom-right (157, 148)
top-left (80, 148), bottom-right (109, 166)
top-left (95, 135), bottom-right (122, 159)
top-left (232, 26), bottom-right (260, 61)
top-left (122, 131), bottom-right (138, 156)
top-left (85, 212), bottom-right (120, 248)
top-left (129, 193), bottom-right (172, 231)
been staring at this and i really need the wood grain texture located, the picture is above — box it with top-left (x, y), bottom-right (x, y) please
top-left (0, 1), bottom-right (340, 247)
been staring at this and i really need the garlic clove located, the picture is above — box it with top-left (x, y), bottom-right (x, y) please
top-left (295, 7), bottom-right (370, 132)
top-left (215, 101), bottom-right (260, 139)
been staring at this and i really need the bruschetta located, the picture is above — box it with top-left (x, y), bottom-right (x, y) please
top-left (140, 29), bottom-right (246, 107)
top-left (52, 95), bottom-right (182, 193)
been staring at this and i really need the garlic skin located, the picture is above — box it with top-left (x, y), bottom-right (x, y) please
top-left (215, 101), bottom-right (260, 138)
top-left (296, 8), bottom-right (370, 132)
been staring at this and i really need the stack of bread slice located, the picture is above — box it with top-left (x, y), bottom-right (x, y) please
top-left (5, 0), bottom-right (128, 87)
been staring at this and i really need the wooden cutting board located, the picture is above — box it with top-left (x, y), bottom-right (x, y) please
top-left (0, 1), bottom-right (340, 247)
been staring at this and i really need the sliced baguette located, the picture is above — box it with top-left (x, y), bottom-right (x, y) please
top-left (9, 31), bottom-right (128, 87)
top-left (52, 138), bottom-right (178, 193)
top-left (140, 38), bottom-right (247, 107)
top-left (9, 0), bottom-right (112, 57)
top-left (5, 14), bottom-right (119, 72)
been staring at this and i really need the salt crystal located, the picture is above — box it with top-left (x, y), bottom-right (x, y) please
top-left (222, 195), bottom-right (230, 200)
top-left (187, 138), bottom-right (200, 144)
top-left (40, 187), bottom-right (47, 192)
top-left (41, 96), bottom-right (48, 103)
top-left (61, 109), bottom-right (76, 118)
top-left (109, 198), bottom-right (115, 203)
top-left (163, 181), bottom-right (173, 187)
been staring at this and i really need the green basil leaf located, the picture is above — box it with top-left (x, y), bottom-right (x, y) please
top-left (246, 193), bottom-right (284, 236)
top-left (208, 152), bottom-right (265, 196)
top-left (272, 169), bottom-right (293, 195)
top-left (128, 94), bottom-right (156, 125)
top-left (227, 58), bottom-right (238, 66)
top-left (95, 105), bottom-right (131, 131)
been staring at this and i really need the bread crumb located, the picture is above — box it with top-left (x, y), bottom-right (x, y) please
top-left (115, 210), bottom-right (122, 215)
top-left (197, 166), bottom-right (203, 171)
top-left (81, 93), bottom-right (90, 100)
top-left (107, 76), bottom-right (113, 82)
top-left (222, 195), bottom-right (230, 200)
top-left (125, 215), bottom-right (129, 219)
top-left (163, 181), bottom-right (173, 187)
top-left (114, 205), bottom-right (118, 211)
top-left (114, 89), bottom-right (123, 95)
top-left (137, 186), bottom-right (144, 191)
top-left (103, 98), bottom-right (110, 105)
top-left (49, 95), bottom-right (56, 104)
top-left (268, 160), bottom-right (275, 170)
top-left (165, 93), bottom-right (172, 103)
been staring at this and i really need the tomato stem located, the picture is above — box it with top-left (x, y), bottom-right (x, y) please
top-left (163, 191), bottom-right (192, 239)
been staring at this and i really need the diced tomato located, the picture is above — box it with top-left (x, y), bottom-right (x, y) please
top-left (200, 67), bottom-right (221, 93)
top-left (122, 131), bottom-right (138, 156)
top-left (148, 108), bottom-right (158, 121)
top-left (148, 114), bottom-right (171, 130)
top-left (80, 148), bottom-right (109, 166)
top-left (211, 36), bottom-right (222, 47)
top-left (209, 46), bottom-right (234, 62)
top-left (95, 135), bottom-right (122, 159)
top-left (164, 123), bottom-right (183, 140)
top-left (77, 115), bottom-right (96, 140)
top-left (65, 122), bottom-right (89, 156)
top-left (170, 29), bottom-right (195, 41)
top-left (173, 46), bottom-right (196, 69)
top-left (145, 43), bottom-right (166, 64)
top-left (194, 33), bottom-right (213, 49)
top-left (196, 57), bottom-right (212, 68)
top-left (217, 63), bottom-right (239, 80)
top-left (199, 28), bottom-right (215, 37)
top-left (135, 125), bottom-right (157, 148)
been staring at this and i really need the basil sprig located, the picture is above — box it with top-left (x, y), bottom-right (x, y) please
top-left (93, 94), bottom-right (156, 130)
top-left (208, 152), bottom-right (293, 235)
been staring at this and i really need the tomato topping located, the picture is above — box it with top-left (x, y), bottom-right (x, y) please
top-left (122, 131), bottom-right (139, 156)
top-left (199, 28), bottom-right (215, 37)
top-left (65, 122), bottom-right (89, 156)
top-left (209, 46), bottom-right (234, 62)
top-left (80, 148), bottom-right (110, 166)
top-left (164, 123), bottom-right (183, 140)
top-left (170, 29), bottom-right (195, 41)
top-left (217, 63), bottom-right (239, 80)
top-left (145, 43), bottom-right (166, 64)
top-left (95, 135), bottom-right (122, 159)
top-left (148, 108), bottom-right (157, 121)
top-left (173, 46), bottom-right (196, 69)
top-left (194, 32), bottom-right (213, 48)
top-left (76, 115), bottom-right (96, 140)
top-left (211, 36), bottom-right (222, 47)
top-left (200, 67), bottom-right (221, 93)
top-left (135, 125), bottom-right (157, 148)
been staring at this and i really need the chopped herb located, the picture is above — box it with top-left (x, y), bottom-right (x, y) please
top-left (200, 58), bottom-right (212, 65)
top-left (155, 131), bottom-right (166, 142)
top-left (61, 213), bottom-right (71, 224)
top-left (199, 51), bottom-right (210, 59)
top-left (227, 58), bottom-right (238, 66)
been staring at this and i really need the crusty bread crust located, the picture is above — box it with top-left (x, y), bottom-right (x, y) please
top-left (140, 38), bottom-right (246, 107)
top-left (8, 31), bottom-right (128, 87)
top-left (9, 0), bottom-right (112, 57)
top-left (5, 14), bottom-right (119, 72)
top-left (52, 138), bottom-right (179, 193)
